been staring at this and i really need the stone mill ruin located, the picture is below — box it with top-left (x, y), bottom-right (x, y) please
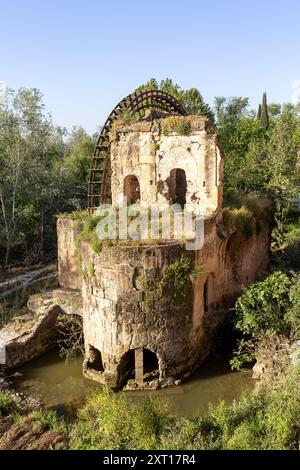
top-left (1, 90), bottom-right (270, 390)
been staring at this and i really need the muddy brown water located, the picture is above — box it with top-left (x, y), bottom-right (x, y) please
top-left (12, 350), bottom-right (254, 418)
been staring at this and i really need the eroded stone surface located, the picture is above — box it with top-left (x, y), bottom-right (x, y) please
top-left (54, 116), bottom-right (270, 390)
top-left (0, 293), bottom-right (62, 370)
top-left (110, 117), bottom-right (223, 219)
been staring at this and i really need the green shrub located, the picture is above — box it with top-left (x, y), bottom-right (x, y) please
top-left (286, 273), bottom-right (300, 340)
top-left (70, 390), bottom-right (167, 450)
top-left (0, 391), bottom-right (19, 417)
top-left (29, 410), bottom-right (67, 434)
top-left (222, 206), bottom-right (255, 236)
top-left (162, 116), bottom-right (192, 136)
top-left (143, 253), bottom-right (201, 311)
top-left (231, 271), bottom-right (292, 369)
top-left (235, 272), bottom-right (291, 337)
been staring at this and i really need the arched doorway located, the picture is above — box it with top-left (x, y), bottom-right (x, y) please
top-left (143, 348), bottom-right (159, 376)
top-left (117, 348), bottom-right (159, 389)
top-left (117, 349), bottom-right (135, 389)
top-left (123, 175), bottom-right (140, 205)
top-left (167, 168), bottom-right (187, 207)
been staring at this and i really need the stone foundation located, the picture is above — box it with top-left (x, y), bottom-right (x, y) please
top-left (55, 215), bottom-right (270, 390)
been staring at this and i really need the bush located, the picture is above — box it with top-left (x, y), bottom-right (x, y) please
top-left (230, 271), bottom-right (292, 369)
top-left (0, 391), bottom-right (19, 417)
top-left (29, 410), bottom-right (67, 434)
top-left (286, 273), bottom-right (300, 340)
top-left (161, 116), bottom-right (192, 136)
top-left (235, 272), bottom-right (291, 337)
top-left (70, 390), bottom-right (167, 450)
top-left (222, 206), bottom-right (255, 236)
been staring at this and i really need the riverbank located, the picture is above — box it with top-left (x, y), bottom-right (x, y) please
top-left (10, 350), bottom-right (253, 419)
top-left (0, 365), bottom-right (299, 450)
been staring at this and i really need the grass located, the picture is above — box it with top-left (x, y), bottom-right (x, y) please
top-left (284, 212), bottom-right (300, 244)
top-left (68, 366), bottom-right (300, 450)
top-left (1, 366), bottom-right (300, 450)
top-left (29, 409), bottom-right (68, 434)
top-left (0, 391), bottom-right (19, 418)
top-left (74, 207), bottom-right (196, 258)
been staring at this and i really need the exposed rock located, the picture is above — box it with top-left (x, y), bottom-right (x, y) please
top-left (160, 377), bottom-right (175, 389)
top-left (0, 416), bottom-right (14, 439)
top-left (252, 362), bottom-right (266, 380)
top-left (0, 417), bottom-right (68, 450)
top-left (0, 295), bottom-right (61, 370)
top-left (52, 288), bottom-right (83, 316)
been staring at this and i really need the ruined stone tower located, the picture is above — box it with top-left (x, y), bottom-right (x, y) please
top-left (56, 91), bottom-right (269, 390)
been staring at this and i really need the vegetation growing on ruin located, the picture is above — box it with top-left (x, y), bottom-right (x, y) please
top-left (222, 206), bottom-right (256, 237)
top-left (137, 78), bottom-right (215, 124)
top-left (161, 116), bottom-right (192, 136)
top-left (142, 253), bottom-right (202, 311)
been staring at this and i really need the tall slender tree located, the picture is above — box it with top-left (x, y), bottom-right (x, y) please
top-left (260, 92), bottom-right (269, 130)
top-left (257, 103), bottom-right (262, 119)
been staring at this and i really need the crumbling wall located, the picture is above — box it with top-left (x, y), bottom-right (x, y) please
top-left (55, 214), bottom-right (270, 389)
top-left (57, 217), bottom-right (81, 290)
top-left (110, 118), bottom-right (223, 219)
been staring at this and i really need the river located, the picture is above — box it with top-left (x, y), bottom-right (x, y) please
top-left (11, 350), bottom-right (254, 418)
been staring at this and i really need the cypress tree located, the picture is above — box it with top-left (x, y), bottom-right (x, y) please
top-left (260, 92), bottom-right (269, 130)
top-left (257, 103), bottom-right (262, 119)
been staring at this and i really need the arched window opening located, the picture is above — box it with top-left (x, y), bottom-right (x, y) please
top-left (123, 175), bottom-right (140, 205)
top-left (167, 168), bottom-right (187, 208)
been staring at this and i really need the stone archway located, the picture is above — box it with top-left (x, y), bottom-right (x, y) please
top-left (123, 175), bottom-right (141, 205)
top-left (117, 348), bottom-right (159, 389)
top-left (117, 349), bottom-right (135, 389)
top-left (167, 168), bottom-right (187, 207)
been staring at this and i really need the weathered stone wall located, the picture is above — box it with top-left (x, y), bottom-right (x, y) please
top-left (57, 217), bottom-right (81, 290)
top-left (79, 242), bottom-right (199, 388)
top-left (110, 118), bottom-right (223, 219)
top-left (56, 216), bottom-right (270, 389)
top-left (54, 117), bottom-right (269, 390)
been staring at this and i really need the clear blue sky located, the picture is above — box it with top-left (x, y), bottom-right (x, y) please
top-left (1, 0), bottom-right (299, 134)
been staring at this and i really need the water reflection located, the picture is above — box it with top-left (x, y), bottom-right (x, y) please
top-left (13, 350), bottom-right (253, 418)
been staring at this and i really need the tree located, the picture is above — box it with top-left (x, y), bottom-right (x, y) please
top-left (0, 87), bottom-right (91, 265)
top-left (268, 103), bottom-right (281, 116)
top-left (260, 92), bottom-right (269, 130)
top-left (63, 127), bottom-right (94, 185)
top-left (137, 78), bottom-right (215, 124)
top-left (257, 103), bottom-right (262, 119)
top-left (214, 96), bottom-right (249, 127)
top-left (265, 108), bottom-right (300, 249)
